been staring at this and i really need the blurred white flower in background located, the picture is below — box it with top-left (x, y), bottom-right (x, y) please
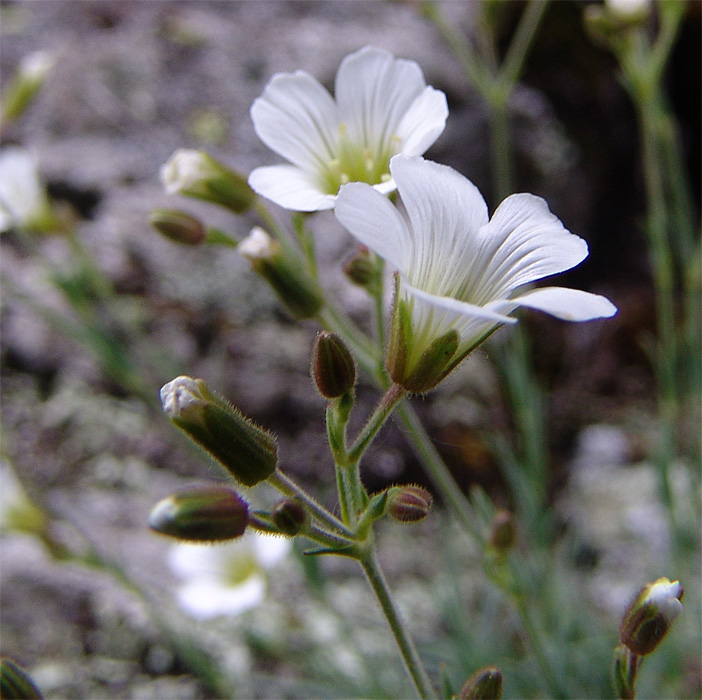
top-left (167, 531), bottom-right (291, 620)
top-left (0, 147), bottom-right (53, 232)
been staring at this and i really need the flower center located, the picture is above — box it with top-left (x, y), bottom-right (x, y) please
top-left (222, 551), bottom-right (259, 587)
top-left (319, 123), bottom-right (399, 195)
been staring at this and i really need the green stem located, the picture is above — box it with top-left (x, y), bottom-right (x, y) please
top-left (347, 383), bottom-right (406, 465)
top-left (268, 469), bottom-right (354, 538)
top-left (359, 549), bottom-right (437, 700)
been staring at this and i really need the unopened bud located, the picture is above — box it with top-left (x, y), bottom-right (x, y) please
top-left (460, 666), bottom-right (503, 699)
top-left (160, 376), bottom-right (277, 487)
top-left (619, 577), bottom-right (683, 656)
top-left (343, 245), bottom-right (377, 288)
top-left (1, 50), bottom-right (55, 124)
top-left (239, 227), bottom-right (323, 319)
top-left (149, 208), bottom-right (206, 245)
top-left (271, 499), bottom-right (309, 536)
top-left (311, 332), bottom-right (356, 399)
top-left (0, 657), bottom-right (43, 699)
top-left (149, 486), bottom-right (249, 542)
top-left (387, 485), bottom-right (433, 523)
top-left (489, 510), bottom-right (517, 552)
top-left (160, 149), bottom-right (255, 214)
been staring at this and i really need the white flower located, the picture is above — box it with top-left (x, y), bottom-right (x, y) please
top-left (167, 531), bottom-right (290, 620)
top-left (335, 155), bottom-right (617, 391)
top-left (248, 46), bottom-right (448, 212)
top-left (0, 147), bottom-right (51, 232)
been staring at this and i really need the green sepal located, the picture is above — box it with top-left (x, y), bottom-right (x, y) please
top-left (386, 275), bottom-right (412, 385)
top-left (402, 328), bottom-right (459, 394)
top-left (172, 398), bottom-right (277, 487)
top-left (356, 490), bottom-right (389, 538)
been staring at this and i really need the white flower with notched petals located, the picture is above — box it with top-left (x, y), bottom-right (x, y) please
top-left (335, 155), bottom-right (617, 392)
top-left (248, 46), bottom-right (448, 212)
top-left (167, 532), bottom-right (290, 621)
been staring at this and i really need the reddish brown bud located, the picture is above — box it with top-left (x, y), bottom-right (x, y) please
top-left (387, 485), bottom-right (433, 523)
top-left (311, 331), bottom-right (356, 399)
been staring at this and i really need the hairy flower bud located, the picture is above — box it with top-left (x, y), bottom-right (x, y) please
top-left (619, 577), bottom-right (683, 656)
top-left (160, 376), bottom-right (277, 487)
top-left (149, 486), bottom-right (249, 542)
top-left (0, 657), bottom-right (43, 699)
top-left (387, 485), bottom-right (433, 523)
top-left (311, 331), bottom-right (356, 399)
top-left (271, 499), bottom-right (309, 536)
top-left (160, 149), bottom-right (255, 214)
top-left (343, 245), bottom-right (377, 288)
top-left (149, 208), bottom-right (206, 246)
top-left (239, 227), bottom-right (323, 319)
top-left (460, 666), bottom-right (503, 699)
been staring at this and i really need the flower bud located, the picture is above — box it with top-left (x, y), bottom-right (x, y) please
top-left (149, 486), bottom-right (249, 542)
top-left (239, 227), bottom-right (323, 319)
top-left (311, 332), bottom-right (356, 399)
top-left (160, 376), bottom-right (277, 487)
top-left (343, 245), bottom-right (377, 288)
top-left (387, 485), bottom-right (433, 523)
top-left (160, 149), bottom-right (255, 214)
top-left (619, 577), bottom-right (683, 656)
top-left (489, 510), bottom-right (517, 552)
top-left (0, 657), bottom-right (43, 699)
top-left (149, 208), bottom-right (206, 245)
top-left (271, 499), bottom-right (309, 536)
top-left (1, 50), bottom-right (55, 124)
top-left (460, 666), bottom-right (503, 699)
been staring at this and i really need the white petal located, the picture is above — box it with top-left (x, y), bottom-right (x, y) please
top-left (167, 543), bottom-right (224, 580)
top-left (512, 286), bottom-right (618, 321)
top-left (249, 164), bottom-right (335, 211)
top-left (334, 181), bottom-right (411, 270)
top-left (475, 194), bottom-right (588, 297)
top-left (336, 47), bottom-right (423, 139)
top-left (396, 87), bottom-right (449, 156)
top-left (406, 283), bottom-right (516, 327)
top-left (336, 47), bottom-right (427, 153)
top-left (175, 575), bottom-right (265, 620)
top-left (253, 533), bottom-right (291, 568)
top-left (250, 71), bottom-right (338, 171)
top-left (390, 156), bottom-right (489, 292)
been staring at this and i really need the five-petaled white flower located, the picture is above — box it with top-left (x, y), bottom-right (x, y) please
top-left (167, 531), bottom-right (290, 621)
top-left (335, 155), bottom-right (617, 392)
top-left (248, 46), bottom-right (448, 212)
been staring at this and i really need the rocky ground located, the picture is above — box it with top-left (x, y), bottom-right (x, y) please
top-left (1, 2), bottom-right (700, 699)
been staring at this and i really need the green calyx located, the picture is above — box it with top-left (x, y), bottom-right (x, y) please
top-left (171, 391), bottom-right (277, 487)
